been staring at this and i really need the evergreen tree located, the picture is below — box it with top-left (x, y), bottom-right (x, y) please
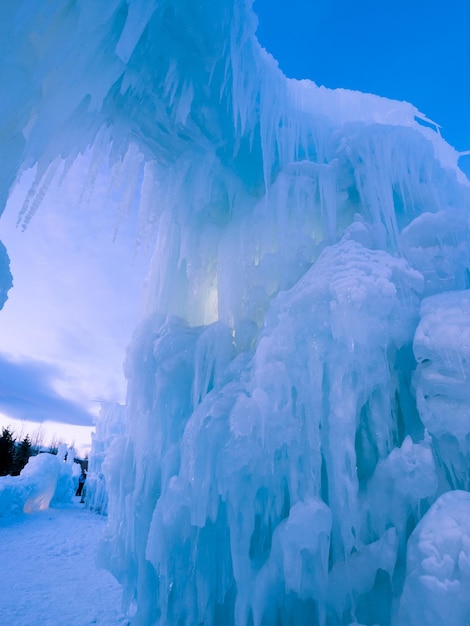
top-left (0, 427), bottom-right (15, 475)
top-left (12, 435), bottom-right (32, 475)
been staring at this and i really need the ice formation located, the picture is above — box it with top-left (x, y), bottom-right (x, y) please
top-left (85, 402), bottom-right (127, 515)
top-left (0, 449), bottom-right (75, 517)
top-left (3, 1), bottom-right (470, 624)
top-left (398, 490), bottom-right (470, 626)
top-left (0, 241), bottom-right (13, 310)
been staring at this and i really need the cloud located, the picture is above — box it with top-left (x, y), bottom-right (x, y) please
top-left (0, 352), bottom-right (95, 426)
top-left (0, 156), bottom-right (149, 419)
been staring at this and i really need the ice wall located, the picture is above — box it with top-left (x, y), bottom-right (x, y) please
top-left (3, 1), bottom-right (470, 625)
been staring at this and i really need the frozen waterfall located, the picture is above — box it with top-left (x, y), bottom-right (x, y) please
top-left (3, 1), bottom-right (470, 625)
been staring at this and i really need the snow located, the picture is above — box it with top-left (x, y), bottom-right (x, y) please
top-left (2, 1), bottom-right (470, 625)
top-left (0, 503), bottom-right (128, 626)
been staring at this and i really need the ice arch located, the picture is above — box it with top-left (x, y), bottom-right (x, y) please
top-left (3, 1), bottom-right (470, 625)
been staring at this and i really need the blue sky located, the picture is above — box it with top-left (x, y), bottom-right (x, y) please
top-left (254, 0), bottom-right (470, 166)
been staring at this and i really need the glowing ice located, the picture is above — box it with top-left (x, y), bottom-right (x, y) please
top-left (0, 450), bottom-right (74, 516)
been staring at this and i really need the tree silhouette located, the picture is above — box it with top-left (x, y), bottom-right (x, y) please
top-left (0, 427), bottom-right (15, 475)
top-left (12, 435), bottom-right (32, 475)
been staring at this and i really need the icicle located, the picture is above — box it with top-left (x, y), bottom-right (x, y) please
top-left (17, 160), bottom-right (59, 230)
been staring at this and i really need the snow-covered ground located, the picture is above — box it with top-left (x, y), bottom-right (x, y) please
top-left (0, 499), bottom-right (128, 626)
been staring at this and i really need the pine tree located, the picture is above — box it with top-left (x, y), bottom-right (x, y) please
top-left (0, 427), bottom-right (16, 475)
top-left (12, 435), bottom-right (32, 475)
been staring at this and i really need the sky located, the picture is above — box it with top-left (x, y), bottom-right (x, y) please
top-left (0, 0), bottom-right (469, 452)
top-left (0, 157), bottom-right (149, 453)
top-left (254, 0), bottom-right (470, 174)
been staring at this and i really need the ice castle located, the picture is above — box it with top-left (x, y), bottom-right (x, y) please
top-left (2, 1), bottom-right (470, 624)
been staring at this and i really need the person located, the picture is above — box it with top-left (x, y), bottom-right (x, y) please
top-left (76, 468), bottom-right (87, 497)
